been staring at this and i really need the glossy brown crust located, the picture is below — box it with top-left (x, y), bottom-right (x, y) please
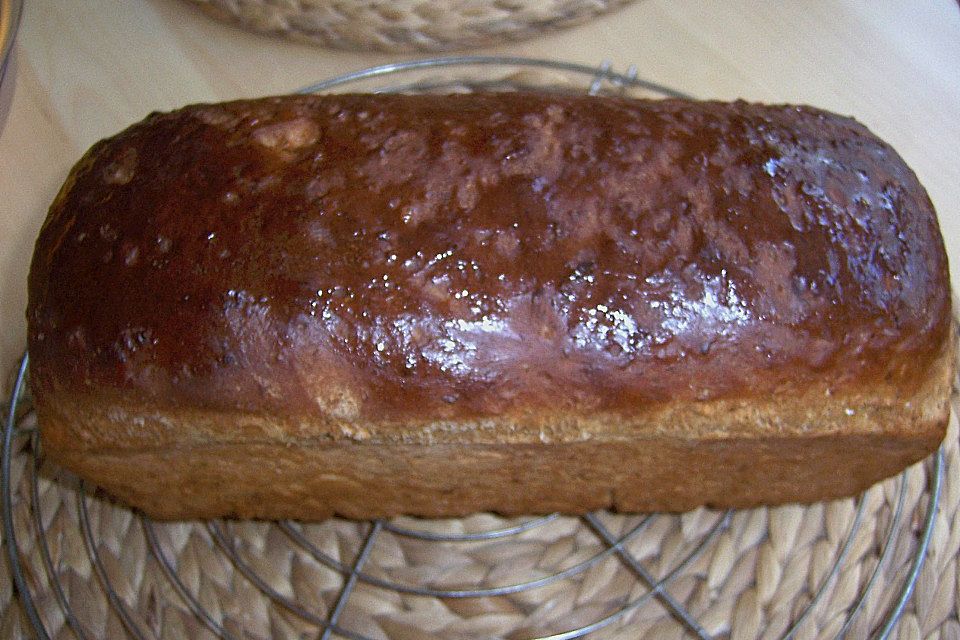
top-left (28, 93), bottom-right (951, 431)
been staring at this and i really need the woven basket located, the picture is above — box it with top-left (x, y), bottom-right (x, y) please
top-left (185, 0), bottom-right (637, 52)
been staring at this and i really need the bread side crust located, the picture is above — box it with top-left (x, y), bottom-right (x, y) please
top-left (37, 330), bottom-right (954, 519)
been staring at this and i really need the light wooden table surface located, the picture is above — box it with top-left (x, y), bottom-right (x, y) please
top-left (1, 0), bottom-right (958, 377)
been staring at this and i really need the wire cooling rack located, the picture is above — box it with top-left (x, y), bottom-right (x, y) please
top-left (1, 57), bottom-right (948, 640)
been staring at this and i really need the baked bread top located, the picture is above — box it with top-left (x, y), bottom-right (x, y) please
top-left (27, 93), bottom-right (952, 428)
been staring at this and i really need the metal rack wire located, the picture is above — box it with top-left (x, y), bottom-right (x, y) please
top-left (2, 57), bottom-right (946, 640)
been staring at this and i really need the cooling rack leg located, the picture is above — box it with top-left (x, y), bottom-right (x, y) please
top-left (877, 449), bottom-right (944, 640)
top-left (30, 430), bottom-right (91, 640)
top-left (583, 513), bottom-right (714, 640)
top-left (2, 353), bottom-right (50, 639)
top-left (77, 485), bottom-right (149, 639)
top-left (319, 520), bottom-right (383, 640)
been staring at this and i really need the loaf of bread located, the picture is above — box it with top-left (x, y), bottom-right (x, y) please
top-left (27, 93), bottom-right (954, 520)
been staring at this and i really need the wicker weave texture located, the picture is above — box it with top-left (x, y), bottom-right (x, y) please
top-left (186, 0), bottom-right (637, 52)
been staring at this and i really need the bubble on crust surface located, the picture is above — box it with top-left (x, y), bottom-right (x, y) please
top-left (102, 147), bottom-right (138, 185)
top-left (194, 107), bottom-right (240, 129)
top-left (251, 117), bottom-right (320, 152)
top-left (314, 386), bottom-right (361, 422)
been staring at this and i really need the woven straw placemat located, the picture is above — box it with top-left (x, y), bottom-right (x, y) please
top-left (184, 0), bottom-right (636, 52)
top-left (1, 354), bottom-right (957, 639)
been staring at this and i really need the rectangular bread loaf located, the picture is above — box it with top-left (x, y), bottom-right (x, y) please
top-left (27, 93), bottom-right (954, 520)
